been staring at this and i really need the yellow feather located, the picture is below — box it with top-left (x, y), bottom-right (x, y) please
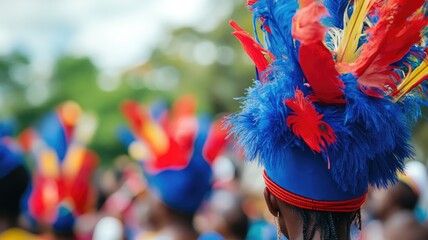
top-left (39, 149), bottom-right (59, 178)
top-left (141, 120), bottom-right (169, 156)
top-left (62, 145), bottom-right (85, 178)
top-left (337, 0), bottom-right (373, 63)
top-left (394, 59), bottom-right (428, 101)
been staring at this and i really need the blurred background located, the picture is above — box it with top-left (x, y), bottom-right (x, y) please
top-left (1, 0), bottom-right (428, 239)
top-left (0, 0), bottom-right (257, 164)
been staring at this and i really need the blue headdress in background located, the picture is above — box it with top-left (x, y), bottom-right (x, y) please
top-left (26, 101), bottom-right (99, 233)
top-left (120, 96), bottom-right (229, 213)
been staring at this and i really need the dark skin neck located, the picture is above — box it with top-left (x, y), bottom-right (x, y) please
top-left (264, 188), bottom-right (351, 240)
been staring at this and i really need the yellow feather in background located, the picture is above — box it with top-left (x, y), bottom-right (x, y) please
top-left (394, 58), bottom-right (428, 101)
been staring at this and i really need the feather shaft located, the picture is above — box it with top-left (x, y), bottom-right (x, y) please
top-left (337, 0), bottom-right (373, 63)
top-left (394, 58), bottom-right (428, 101)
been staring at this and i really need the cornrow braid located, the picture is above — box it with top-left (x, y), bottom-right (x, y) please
top-left (291, 203), bottom-right (361, 240)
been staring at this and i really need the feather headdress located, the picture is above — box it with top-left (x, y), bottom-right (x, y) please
top-left (229, 0), bottom-right (428, 210)
top-left (26, 101), bottom-right (99, 230)
top-left (120, 97), bottom-right (229, 213)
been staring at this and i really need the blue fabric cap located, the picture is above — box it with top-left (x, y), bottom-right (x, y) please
top-left (144, 115), bottom-right (213, 214)
top-left (265, 146), bottom-right (367, 201)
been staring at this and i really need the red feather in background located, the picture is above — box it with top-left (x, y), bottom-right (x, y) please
top-left (67, 149), bottom-right (99, 214)
top-left (246, 0), bottom-right (258, 6)
top-left (121, 100), bottom-right (146, 134)
top-left (230, 20), bottom-right (274, 82)
top-left (292, 2), bottom-right (346, 104)
top-left (202, 116), bottom-right (229, 165)
top-left (28, 148), bottom-right (99, 222)
top-left (285, 89), bottom-right (337, 153)
top-left (353, 0), bottom-right (428, 96)
top-left (29, 175), bottom-right (63, 222)
top-left (149, 96), bottom-right (197, 172)
top-left (122, 97), bottom-right (198, 173)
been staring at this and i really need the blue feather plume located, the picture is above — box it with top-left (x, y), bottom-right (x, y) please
top-left (322, 0), bottom-right (350, 29)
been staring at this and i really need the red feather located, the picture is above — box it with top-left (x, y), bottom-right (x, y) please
top-left (147, 138), bottom-right (193, 172)
top-left (67, 149), bottom-right (98, 214)
top-left (29, 175), bottom-right (62, 222)
top-left (122, 99), bottom-right (197, 173)
top-left (353, 0), bottom-right (427, 96)
top-left (246, 0), bottom-right (258, 6)
top-left (121, 100), bottom-right (146, 131)
top-left (292, 2), bottom-right (346, 104)
top-left (285, 89), bottom-right (337, 153)
top-left (121, 100), bottom-right (170, 157)
top-left (230, 20), bottom-right (274, 82)
top-left (202, 117), bottom-right (229, 165)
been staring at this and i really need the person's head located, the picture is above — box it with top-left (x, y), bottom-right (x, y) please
top-left (93, 217), bottom-right (124, 240)
top-left (228, 1), bottom-right (428, 239)
top-left (371, 160), bottom-right (428, 221)
top-left (0, 141), bottom-right (30, 227)
top-left (0, 165), bottom-right (30, 223)
top-left (371, 182), bottom-right (418, 221)
top-left (258, 146), bottom-right (365, 240)
top-left (264, 188), bottom-right (359, 240)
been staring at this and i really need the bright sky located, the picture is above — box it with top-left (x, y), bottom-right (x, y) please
top-left (0, 0), bottom-right (235, 73)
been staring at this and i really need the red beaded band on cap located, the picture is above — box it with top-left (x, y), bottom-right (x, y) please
top-left (263, 171), bottom-right (367, 212)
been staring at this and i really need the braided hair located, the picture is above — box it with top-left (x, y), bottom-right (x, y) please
top-left (291, 204), bottom-right (361, 240)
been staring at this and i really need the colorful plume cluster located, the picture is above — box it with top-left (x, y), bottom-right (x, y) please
top-left (229, 0), bottom-right (428, 192)
top-left (22, 101), bottom-right (99, 229)
top-left (120, 96), bottom-right (229, 213)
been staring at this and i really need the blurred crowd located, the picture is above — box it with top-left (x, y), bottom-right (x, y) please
top-left (0, 99), bottom-right (427, 240)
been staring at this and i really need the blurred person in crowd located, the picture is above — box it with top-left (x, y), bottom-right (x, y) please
top-left (100, 158), bottom-right (146, 239)
top-left (22, 101), bottom-right (99, 240)
top-left (240, 162), bottom-right (279, 240)
top-left (75, 157), bottom-right (141, 240)
top-left (364, 161), bottom-right (428, 240)
top-left (72, 164), bottom-right (124, 240)
top-left (120, 96), bottom-right (228, 240)
top-left (0, 126), bottom-right (36, 239)
top-left (196, 188), bottom-right (249, 240)
top-left (93, 216), bottom-right (124, 240)
top-left (228, 0), bottom-right (428, 240)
